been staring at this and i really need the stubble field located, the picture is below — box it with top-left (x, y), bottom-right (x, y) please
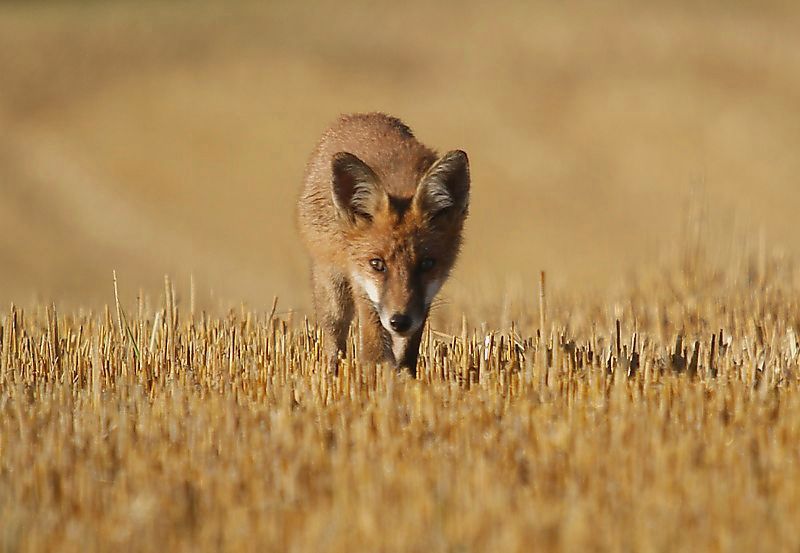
top-left (2, 1), bottom-right (800, 551)
top-left (3, 244), bottom-right (800, 551)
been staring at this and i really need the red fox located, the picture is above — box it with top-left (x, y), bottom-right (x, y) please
top-left (298, 113), bottom-right (470, 376)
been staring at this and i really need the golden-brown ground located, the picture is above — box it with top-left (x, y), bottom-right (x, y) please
top-left (2, 251), bottom-right (799, 551)
top-left (2, 1), bottom-right (800, 309)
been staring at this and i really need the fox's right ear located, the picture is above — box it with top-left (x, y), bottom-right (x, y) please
top-left (331, 152), bottom-right (385, 224)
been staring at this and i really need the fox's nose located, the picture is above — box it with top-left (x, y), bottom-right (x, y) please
top-left (389, 314), bottom-right (412, 333)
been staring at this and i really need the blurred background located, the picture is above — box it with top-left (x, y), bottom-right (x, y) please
top-left (1, 0), bottom-right (799, 311)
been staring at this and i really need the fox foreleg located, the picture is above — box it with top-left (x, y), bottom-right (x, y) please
top-left (312, 267), bottom-right (354, 373)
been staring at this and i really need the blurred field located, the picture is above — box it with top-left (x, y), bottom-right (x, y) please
top-left (2, 1), bottom-right (800, 309)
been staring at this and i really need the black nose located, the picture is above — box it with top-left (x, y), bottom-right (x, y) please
top-left (389, 314), bottom-right (412, 333)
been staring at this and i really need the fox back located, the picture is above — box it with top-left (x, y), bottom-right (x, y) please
top-left (298, 113), bottom-right (470, 372)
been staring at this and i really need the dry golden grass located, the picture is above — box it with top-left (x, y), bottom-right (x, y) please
top-left (3, 243), bottom-right (800, 551)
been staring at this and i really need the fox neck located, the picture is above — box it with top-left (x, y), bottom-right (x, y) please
top-left (391, 335), bottom-right (409, 365)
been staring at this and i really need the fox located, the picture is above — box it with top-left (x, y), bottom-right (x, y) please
top-left (297, 113), bottom-right (470, 376)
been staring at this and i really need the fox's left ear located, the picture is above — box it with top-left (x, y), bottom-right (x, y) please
top-left (414, 150), bottom-right (470, 220)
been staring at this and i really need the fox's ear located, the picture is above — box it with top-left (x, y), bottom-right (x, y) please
top-left (331, 152), bottom-right (385, 223)
top-left (414, 150), bottom-right (470, 220)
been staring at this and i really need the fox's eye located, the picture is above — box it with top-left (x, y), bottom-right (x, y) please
top-left (369, 258), bottom-right (386, 272)
top-left (420, 258), bottom-right (436, 272)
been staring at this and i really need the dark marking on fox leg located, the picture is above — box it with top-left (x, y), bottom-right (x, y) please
top-left (355, 298), bottom-right (391, 367)
top-left (395, 326), bottom-right (424, 378)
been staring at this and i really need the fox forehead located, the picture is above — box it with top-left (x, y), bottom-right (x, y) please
top-left (347, 204), bottom-right (439, 258)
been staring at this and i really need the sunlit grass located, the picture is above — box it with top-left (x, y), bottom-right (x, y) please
top-left (2, 247), bottom-right (799, 551)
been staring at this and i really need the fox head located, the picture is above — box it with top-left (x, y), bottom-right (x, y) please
top-left (331, 150), bottom-right (470, 337)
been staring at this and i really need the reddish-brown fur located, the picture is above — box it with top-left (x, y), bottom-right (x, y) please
top-left (298, 113), bottom-right (469, 375)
